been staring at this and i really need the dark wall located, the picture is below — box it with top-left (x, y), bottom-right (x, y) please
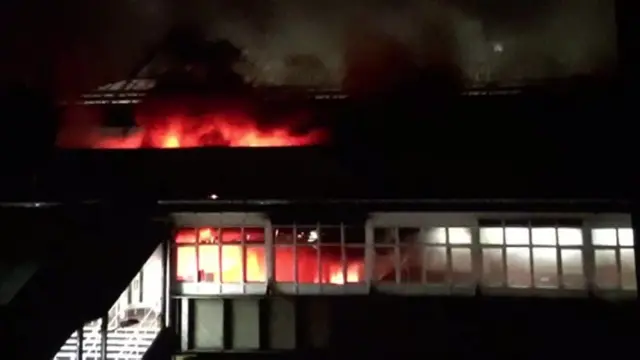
top-left (324, 295), bottom-right (637, 358)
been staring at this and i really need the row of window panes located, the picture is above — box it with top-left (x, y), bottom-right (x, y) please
top-left (173, 226), bottom-right (636, 290)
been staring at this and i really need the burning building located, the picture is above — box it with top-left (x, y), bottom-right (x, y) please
top-left (1, 20), bottom-right (638, 360)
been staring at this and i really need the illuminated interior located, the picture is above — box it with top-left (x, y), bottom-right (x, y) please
top-left (175, 227), bottom-right (365, 285)
top-left (174, 225), bottom-right (636, 290)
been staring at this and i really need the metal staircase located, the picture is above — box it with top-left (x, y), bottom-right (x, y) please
top-left (53, 297), bottom-right (161, 360)
top-left (54, 326), bottom-right (159, 360)
top-left (52, 247), bottom-right (164, 360)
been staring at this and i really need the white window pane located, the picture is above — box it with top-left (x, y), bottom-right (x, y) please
top-left (594, 249), bottom-right (618, 289)
top-left (482, 248), bottom-right (504, 286)
top-left (561, 249), bottom-right (584, 289)
top-left (425, 228), bottom-right (447, 244)
top-left (532, 248), bottom-right (558, 288)
top-left (592, 228), bottom-right (617, 246)
top-left (531, 228), bottom-right (556, 246)
top-left (448, 227), bottom-right (472, 244)
top-left (451, 248), bottom-right (473, 285)
top-left (480, 227), bottom-right (503, 245)
top-left (618, 228), bottom-right (634, 247)
top-left (558, 228), bottom-right (583, 246)
top-left (200, 245), bottom-right (222, 282)
top-left (177, 246), bottom-right (197, 282)
top-left (424, 246), bottom-right (447, 283)
top-left (506, 248), bottom-right (531, 287)
top-left (505, 227), bottom-right (529, 245)
top-left (620, 249), bottom-right (637, 290)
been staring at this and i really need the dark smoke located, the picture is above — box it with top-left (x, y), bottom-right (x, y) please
top-left (2, 0), bottom-right (618, 96)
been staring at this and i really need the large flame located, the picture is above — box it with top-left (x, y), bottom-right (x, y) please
top-left (57, 96), bottom-right (327, 149)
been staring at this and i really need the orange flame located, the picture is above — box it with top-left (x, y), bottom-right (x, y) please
top-left (57, 97), bottom-right (327, 149)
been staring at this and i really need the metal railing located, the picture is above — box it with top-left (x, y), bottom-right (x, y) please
top-left (53, 299), bottom-right (161, 360)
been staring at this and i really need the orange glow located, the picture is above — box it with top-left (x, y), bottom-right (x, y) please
top-left (175, 228), bottom-right (266, 244)
top-left (175, 228), bottom-right (364, 284)
top-left (57, 97), bottom-right (327, 149)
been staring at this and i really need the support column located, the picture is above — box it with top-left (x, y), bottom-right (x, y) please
top-left (100, 314), bottom-right (108, 360)
top-left (75, 326), bottom-right (84, 360)
top-left (631, 211), bottom-right (640, 291)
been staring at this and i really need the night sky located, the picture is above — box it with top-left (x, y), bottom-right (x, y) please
top-left (2, 0), bottom-right (617, 97)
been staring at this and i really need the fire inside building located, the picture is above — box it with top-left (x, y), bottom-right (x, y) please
top-left (1, 16), bottom-right (639, 360)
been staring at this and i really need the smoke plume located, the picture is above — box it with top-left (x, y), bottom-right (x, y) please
top-left (2, 0), bottom-right (618, 96)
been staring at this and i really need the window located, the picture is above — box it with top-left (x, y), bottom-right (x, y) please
top-left (273, 224), bottom-right (365, 284)
top-left (175, 227), bottom-right (267, 284)
top-left (480, 221), bottom-right (585, 289)
top-left (373, 227), bottom-right (473, 286)
top-left (592, 228), bottom-right (636, 290)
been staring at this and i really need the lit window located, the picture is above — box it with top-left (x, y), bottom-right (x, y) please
top-left (592, 227), bottom-right (636, 290)
top-left (274, 225), bottom-right (365, 285)
top-left (558, 228), bottom-right (583, 246)
top-left (428, 227), bottom-right (472, 244)
top-left (174, 227), bottom-right (266, 284)
top-left (592, 229), bottom-right (617, 246)
top-left (482, 248), bottom-right (504, 286)
top-left (480, 222), bottom-right (585, 290)
top-left (480, 227), bottom-right (503, 245)
top-left (448, 227), bottom-right (472, 245)
top-left (506, 248), bottom-right (531, 288)
top-left (505, 227), bottom-right (529, 245)
top-left (531, 228), bottom-right (556, 246)
top-left (532, 247), bottom-right (558, 288)
top-left (373, 227), bottom-right (471, 286)
top-left (618, 228), bottom-right (635, 246)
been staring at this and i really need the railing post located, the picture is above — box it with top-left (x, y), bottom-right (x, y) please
top-left (100, 314), bottom-right (108, 360)
top-left (76, 327), bottom-right (84, 360)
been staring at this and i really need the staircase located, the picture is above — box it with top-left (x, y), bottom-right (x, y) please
top-left (53, 299), bottom-right (162, 360)
top-left (53, 326), bottom-right (159, 360)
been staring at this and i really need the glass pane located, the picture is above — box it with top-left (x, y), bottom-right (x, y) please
top-left (297, 226), bottom-right (321, 245)
top-left (425, 227), bottom-right (447, 244)
top-left (274, 227), bottom-right (296, 244)
top-left (618, 228), bottom-right (635, 247)
top-left (274, 246), bottom-right (295, 282)
top-left (620, 249), bottom-right (637, 290)
top-left (344, 226), bottom-right (366, 245)
top-left (451, 248), bottom-right (473, 285)
top-left (245, 246), bottom-right (266, 282)
top-left (561, 249), bottom-right (584, 289)
top-left (480, 227), bottom-right (503, 245)
top-left (399, 244), bottom-right (422, 284)
top-left (505, 227), bottom-right (529, 245)
top-left (199, 245), bottom-right (220, 282)
top-left (176, 246), bottom-right (197, 282)
top-left (221, 245), bottom-right (243, 283)
top-left (297, 245), bottom-right (319, 283)
top-left (374, 227), bottom-right (396, 244)
top-left (345, 246), bottom-right (365, 283)
top-left (448, 228), bottom-right (472, 244)
top-left (531, 228), bottom-right (556, 246)
top-left (482, 248), bottom-right (504, 286)
top-left (398, 227), bottom-right (422, 244)
top-left (318, 245), bottom-right (342, 284)
top-left (506, 247), bottom-right (531, 287)
top-left (424, 246), bottom-right (447, 284)
top-left (532, 247), bottom-right (558, 288)
top-left (592, 228), bottom-right (617, 246)
top-left (175, 228), bottom-right (197, 244)
top-left (594, 249), bottom-right (618, 288)
top-left (558, 228), bottom-right (583, 246)
top-left (373, 246), bottom-right (397, 282)
top-left (244, 227), bottom-right (266, 243)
